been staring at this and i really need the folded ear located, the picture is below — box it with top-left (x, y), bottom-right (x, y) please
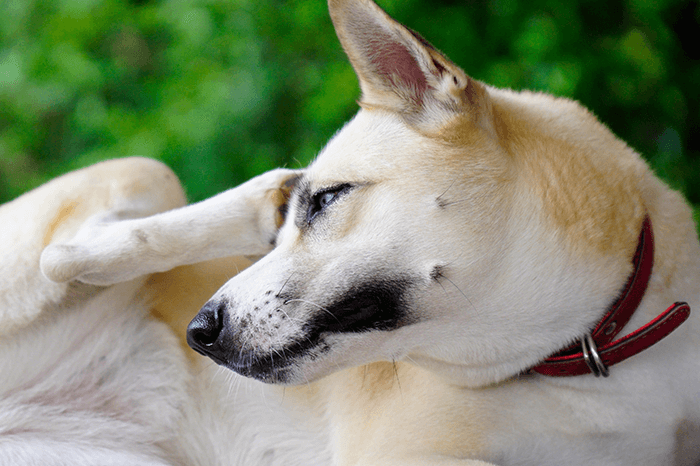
top-left (329, 0), bottom-right (493, 133)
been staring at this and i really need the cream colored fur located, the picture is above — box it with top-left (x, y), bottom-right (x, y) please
top-left (2, 0), bottom-right (700, 464)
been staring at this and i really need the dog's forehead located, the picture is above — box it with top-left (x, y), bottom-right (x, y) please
top-left (307, 110), bottom-right (429, 186)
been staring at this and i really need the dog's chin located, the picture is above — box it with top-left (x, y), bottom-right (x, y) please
top-left (212, 333), bottom-right (335, 385)
top-left (226, 359), bottom-right (298, 385)
top-left (220, 329), bottom-right (394, 385)
top-left (230, 360), bottom-right (331, 385)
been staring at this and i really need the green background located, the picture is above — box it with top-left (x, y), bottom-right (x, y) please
top-left (1, 0), bottom-right (698, 230)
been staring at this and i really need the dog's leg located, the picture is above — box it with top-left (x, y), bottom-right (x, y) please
top-left (0, 157), bottom-right (186, 336)
top-left (40, 168), bottom-right (299, 286)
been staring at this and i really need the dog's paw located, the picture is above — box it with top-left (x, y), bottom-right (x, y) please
top-left (247, 168), bottom-right (302, 245)
top-left (276, 172), bottom-right (302, 228)
top-left (40, 244), bottom-right (94, 284)
top-left (39, 210), bottom-right (152, 285)
top-left (39, 209), bottom-right (160, 286)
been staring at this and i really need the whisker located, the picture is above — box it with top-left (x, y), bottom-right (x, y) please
top-left (439, 198), bottom-right (471, 207)
top-left (285, 298), bottom-right (341, 323)
top-left (392, 359), bottom-right (403, 397)
top-left (276, 307), bottom-right (306, 325)
top-left (240, 330), bottom-right (253, 353)
top-left (435, 277), bottom-right (447, 293)
top-left (277, 272), bottom-right (296, 296)
top-left (441, 275), bottom-right (479, 317)
top-left (436, 180), bottom-right (457, 207)
top-left (404, 355), bottom-right (419, 366)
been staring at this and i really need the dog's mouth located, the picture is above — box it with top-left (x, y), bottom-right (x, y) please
top-left (189, 277), bottom-right (417, 384)
top-left (212, 331), bottom-right (330, 384)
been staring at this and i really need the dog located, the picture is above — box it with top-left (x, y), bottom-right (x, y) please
top-left (4, 0), bottom-right (700, 464)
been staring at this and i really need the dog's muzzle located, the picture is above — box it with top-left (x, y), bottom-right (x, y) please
top-left (186, 299), bottom-right (300, 383)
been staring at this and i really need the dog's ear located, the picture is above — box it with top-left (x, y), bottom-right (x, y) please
top-left (329, 0), bottom-right (494, 135)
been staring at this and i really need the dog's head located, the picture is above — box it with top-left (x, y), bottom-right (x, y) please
top-left (188, 0), bottom-right (647, 386)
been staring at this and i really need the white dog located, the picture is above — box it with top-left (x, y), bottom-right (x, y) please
top-left (4, 0), bottom-right (700, 464)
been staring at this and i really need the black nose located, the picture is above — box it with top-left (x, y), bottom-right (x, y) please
top-left (187, 300), bottom-right (225, 356)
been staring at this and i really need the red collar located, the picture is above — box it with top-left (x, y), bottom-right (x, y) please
top-left (531, 216), bottom-right (691, 377)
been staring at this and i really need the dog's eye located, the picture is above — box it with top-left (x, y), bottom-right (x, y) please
top-left (318, 192), bottom-right (336, 208)
top-left (307, 184), bottom-right (352, 223)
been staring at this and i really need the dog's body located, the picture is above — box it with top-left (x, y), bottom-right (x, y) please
top-left (2, 0), bottom-right (700, 464)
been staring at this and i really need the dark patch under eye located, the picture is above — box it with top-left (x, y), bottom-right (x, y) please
top-left (305, 184), bottom-right (353, 224)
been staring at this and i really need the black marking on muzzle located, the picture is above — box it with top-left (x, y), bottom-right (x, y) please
top-left (306, 277), bottom-right (416, 335)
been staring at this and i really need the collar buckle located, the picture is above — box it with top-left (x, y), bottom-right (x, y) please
top-left (581, 333), bottom-right (609, 377)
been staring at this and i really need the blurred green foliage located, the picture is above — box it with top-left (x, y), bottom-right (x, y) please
top-left (0, 0), bottom-right (698, 230)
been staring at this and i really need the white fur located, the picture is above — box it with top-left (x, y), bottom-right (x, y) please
top-left (0, 282), bottom-right (331, 466)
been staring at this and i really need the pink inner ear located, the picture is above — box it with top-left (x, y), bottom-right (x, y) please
top-left (367, 37), bottom-right (427, 98)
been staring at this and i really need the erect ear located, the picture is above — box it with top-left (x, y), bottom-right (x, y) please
top-left (328, 0), bottom-right (493, 133)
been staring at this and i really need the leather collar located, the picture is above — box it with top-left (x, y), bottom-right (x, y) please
top-left (531, 215), bottom-right (691, 377)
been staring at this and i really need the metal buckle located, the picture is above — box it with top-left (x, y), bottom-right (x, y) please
top-left (581, 333), bottom-right (609, 377)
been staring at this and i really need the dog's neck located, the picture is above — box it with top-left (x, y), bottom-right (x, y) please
top-left (531, 216), bottom-right (690, 378)
top-left (407, 215), bottom-right (691, 388)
